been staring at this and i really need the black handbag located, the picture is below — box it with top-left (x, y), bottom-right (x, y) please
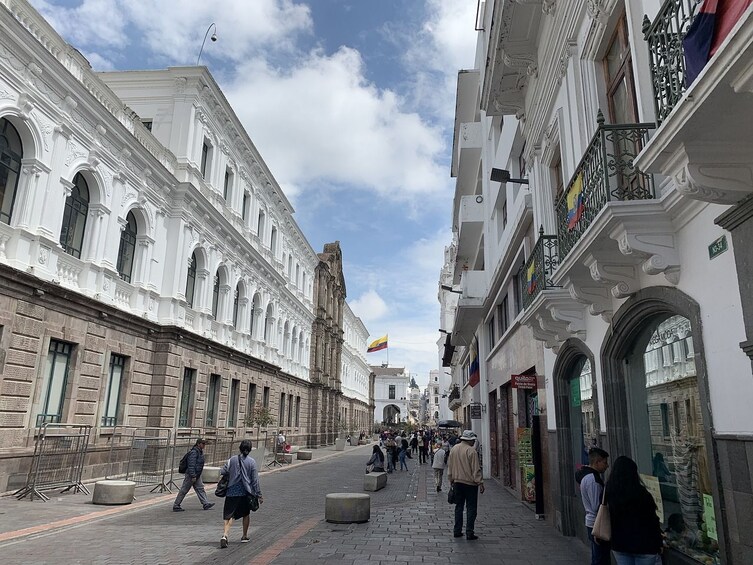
top-left (214, 474), bottom-right (229, 497)
top-left (248, 494), bottom-right (260, 512)
top-left (447, 484), bottom-right (457, 504)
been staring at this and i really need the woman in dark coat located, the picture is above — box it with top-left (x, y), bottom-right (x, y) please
top-left (219, 440), bottom-right (263, 548)
top-left (604, 456), bottom-right (663, 565)
top-left (365, 445), bottom-right (385, 472)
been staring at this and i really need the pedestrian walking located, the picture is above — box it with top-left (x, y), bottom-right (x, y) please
top-left (410, 433), bottom-right (418, 455)
top-left (604, 456), bottom-right (663, 565)
top-left (173, 438), bottom-right (215, 512)
top-left (385, 436), bottom-right (396, 473)
top-left (447, 430), bottom-right (485, 540)
top-left (398, 443), bottom-right (409, 471)
top-left (432, 444), bottom-right (447, 491)
top-left (366, 445), bottom-right (385, 473)
top-left (219, 440), bottom-right (263, 548)
top-left (575, 447), bottom-right (611, 565)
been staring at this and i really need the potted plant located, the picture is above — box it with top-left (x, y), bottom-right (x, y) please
top-left (244, 403), bottom-right (274, 461)
top-left (335, 417), bottom-right (348, 451)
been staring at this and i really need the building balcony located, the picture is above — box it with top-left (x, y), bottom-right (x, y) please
top-left (452, 269), bottom-right (488, 343)
top-left (480, 0), bottom-right (544, 117)
top-left (455, 194), bottom-right (484, 269)
top-left (638, 1), bottom-right (753, 204)
top-left (519, 115), bottom-right (693, 349)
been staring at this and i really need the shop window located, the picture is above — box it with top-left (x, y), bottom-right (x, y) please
top-left (60, 173), bottom-right (89, 259)
top-left (102, 354), bottom-right (126, 427)
top-left (0, 117), bottom-right (23, 225)
top-left (178, 368), bottom-right (195, 427)
top-left (117, 211), bottom-right (137, 283)
top-left (38, 340), bottom-right (73, 426)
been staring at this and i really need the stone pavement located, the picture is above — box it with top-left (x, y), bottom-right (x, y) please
top-left (0, 442), bottom-right (589, 564)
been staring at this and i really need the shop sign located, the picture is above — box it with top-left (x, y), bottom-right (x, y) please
top-left (470, 403), bottom-right (482, 419)
top-left (708, 235), bottom-right (728, 260)
top-left (511, 373), bottom-right (537, 389)
top-left (703, 494), bottom-right (718, 541)
top-left (517, 427), bottom-right (533, 466)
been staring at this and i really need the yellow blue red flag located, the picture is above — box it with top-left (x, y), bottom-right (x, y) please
top-left (367, 335), bottom-right (388, 353)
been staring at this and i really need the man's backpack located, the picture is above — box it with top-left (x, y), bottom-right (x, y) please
top-left (178, 449), bottom-right (192, 474)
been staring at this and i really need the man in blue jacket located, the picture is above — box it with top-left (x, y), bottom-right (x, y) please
top-left (575, 447), bottom-right (610, 565)
top-left (173, 438), bottom-right (215, 512)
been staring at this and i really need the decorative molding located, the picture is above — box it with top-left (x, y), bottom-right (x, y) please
top-left (611, 222), bottom-right (681, 285)
top-left (584, 254), bottom-right (639, 299)
top-left (664, 143), bottom-right (753, 205)
top-left (562, 276), bottom-right (613, 321)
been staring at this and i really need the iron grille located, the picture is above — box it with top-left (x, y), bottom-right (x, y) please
top-left (520, 228), bottom-right (560, 310)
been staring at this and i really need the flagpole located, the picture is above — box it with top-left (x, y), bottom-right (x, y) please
top-left (386, 334), bottom-right (389, 367)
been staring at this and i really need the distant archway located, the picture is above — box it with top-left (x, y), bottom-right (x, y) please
top-left (383, 404), bottom-right (401, 424)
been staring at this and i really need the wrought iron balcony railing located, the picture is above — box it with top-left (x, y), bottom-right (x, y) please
top-left (642, 0), bottom-right (698, 124)
top-left (556, 113), bottom-right (655, 262)
top-left (520, 227), bottom-right (560, 310)
top-left (447, 385), bottom-right (460, 402)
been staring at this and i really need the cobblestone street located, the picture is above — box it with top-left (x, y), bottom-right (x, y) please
top-left (0, 444), bottom-right (588, 564)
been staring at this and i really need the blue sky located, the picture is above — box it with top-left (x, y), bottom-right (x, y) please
top-left (30, 0), bottom-right (477, 387)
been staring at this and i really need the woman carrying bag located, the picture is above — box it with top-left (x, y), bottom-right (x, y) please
top-left (219, 440), bottom-right (263, 548)
top-left (603, 456), bottom-right (663, 565)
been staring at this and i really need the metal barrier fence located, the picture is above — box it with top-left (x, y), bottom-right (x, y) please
top-left (106, 426), bottom-right (172, 493)
top-left (14, 423), bottom-right (92, 501)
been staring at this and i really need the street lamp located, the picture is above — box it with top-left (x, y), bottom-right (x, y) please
top-left (197, 23), bottom-right (218, 66)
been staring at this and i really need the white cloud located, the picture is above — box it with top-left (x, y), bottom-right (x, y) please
top-left (350, 290), bottom-right (388, 325)
top-left (225, 48), bottom-right (447, 200)
top-left (31, 0), bottom-right (129, 49)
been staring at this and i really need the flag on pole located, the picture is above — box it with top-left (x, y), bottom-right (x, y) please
top-left (367, 335), bottom-right (388, 353)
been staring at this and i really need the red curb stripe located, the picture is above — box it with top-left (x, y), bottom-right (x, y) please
top-left (248, 515), bottom-right (320, 565)
top-left (0, 493), bottom-right (174, 543)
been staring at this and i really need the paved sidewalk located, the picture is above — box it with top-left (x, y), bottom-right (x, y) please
top-left (0, 442), bottom-right (589, 564)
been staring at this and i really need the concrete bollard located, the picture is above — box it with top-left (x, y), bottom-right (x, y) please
top-left (201, 466), bottom-right (222, 483)
top-left (92, 480), bottom-right (136, 505)
top-left (325, 493), bottom-right (370, 523)
top-left (363, 472), bottom-right (388, 492)
top-left (297, 450), bottom-right (313, 460)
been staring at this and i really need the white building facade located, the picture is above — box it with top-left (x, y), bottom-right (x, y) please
top-left (340, 302), bottom-right (372, 435)
top-left (371, 365), bottom-right (409, 426)
top-left (445, 0), bottom-right (753, 563)
top-left (0, 0), bottom-right (347, 489)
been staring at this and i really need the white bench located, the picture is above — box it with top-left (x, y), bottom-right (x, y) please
top-left (201, 466), bottom-right (222, 483)
top-left (325, 493), bottom-right (370, 523)
top-left (297, 450), bottom-right (313, 460)
top-left (364, 472), bottom-right (387, 492)
top-left (92, 480), bottom-right (135, 505)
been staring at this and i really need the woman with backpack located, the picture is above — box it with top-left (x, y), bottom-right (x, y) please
top-left (219, 440), bottom-right (263, 548)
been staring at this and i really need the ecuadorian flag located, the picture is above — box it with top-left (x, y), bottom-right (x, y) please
top-left (367, 335), bottom-right (388, 353)
top-left (526, 261), bottom-right (537, 295)
top-left (566, 173), bottom-right (585, 230)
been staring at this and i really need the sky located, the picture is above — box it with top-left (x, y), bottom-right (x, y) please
top-left (30, 0), bottom-right (478, 388)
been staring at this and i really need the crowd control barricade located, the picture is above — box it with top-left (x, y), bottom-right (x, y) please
top-left (203, 428), bottom-right (237, 466)
top-left (106, 426), bottom-right (171, 493)
top-left (15, 423), bottom-right (92, 501)
top-left (167, 427), bottom-right (203, 490)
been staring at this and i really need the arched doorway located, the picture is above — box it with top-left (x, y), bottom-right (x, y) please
top-left (553, 339), bottom-right (601, 538)
top-left (382, 404), bottom-right (401, 424)
top-left (602, 288), bottom-right (722, 565)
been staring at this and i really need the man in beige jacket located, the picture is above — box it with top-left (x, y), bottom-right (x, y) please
top-left (447, 430), bottom-right (485, 540)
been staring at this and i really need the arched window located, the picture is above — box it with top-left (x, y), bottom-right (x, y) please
top-left (250, 292), bottom-right (261, 338)
top-left (116, 211), bottom-right (137, 282)
top-left (60, 173), bottom-right (90, 258)
top-left (0, 118), bottom-right (23, 225)
top-left (270, 225), bottom-right (277, 252)
top-left (212, 274), bottom-right (220, 319)
top-left (232, 285), bottom-right (240, 328)
top-left (185, 252), bottom-right (197, 308)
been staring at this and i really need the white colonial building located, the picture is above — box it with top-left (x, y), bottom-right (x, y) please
top-left (340, 302), bottom-right (372, 435)
top-left (371, 365), bottom-right (409, 426)
top-left (0, 0), bottom-right (352, 489)
top-left (444, 0), bottom-right (753, 563)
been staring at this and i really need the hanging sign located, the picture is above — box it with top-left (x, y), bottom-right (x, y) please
top-left (511, 373), bottom-right (538, 390)
top-left (703, 494), bottom-right (718, 541)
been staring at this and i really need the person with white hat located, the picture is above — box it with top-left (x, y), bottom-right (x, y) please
top-left (446, 430), bottom-right (485, 540)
